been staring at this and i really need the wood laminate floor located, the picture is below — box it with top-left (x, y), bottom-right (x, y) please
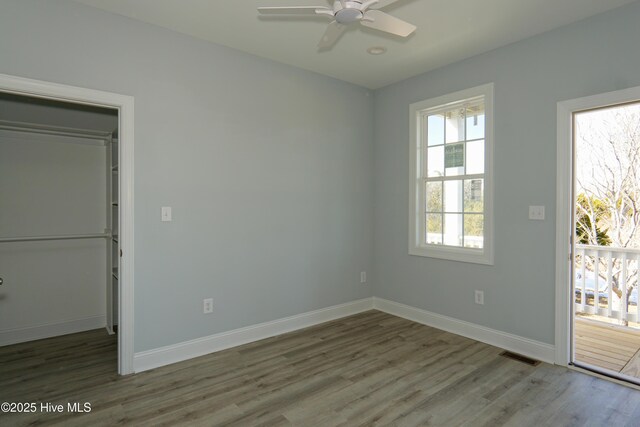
top-left (2, 310), bottom-right (640, 426)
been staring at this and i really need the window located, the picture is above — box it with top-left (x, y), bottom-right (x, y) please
top-left (409, 83), bottom-right (494, 264)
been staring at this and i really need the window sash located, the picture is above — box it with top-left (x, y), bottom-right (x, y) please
top-left (419, 102), bottom-right (487, 248)
top-left (409, 83), bottom-right (494, 265)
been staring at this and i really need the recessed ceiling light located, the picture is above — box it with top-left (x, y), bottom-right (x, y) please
top-left (367, 46), bottom-right (387, 55)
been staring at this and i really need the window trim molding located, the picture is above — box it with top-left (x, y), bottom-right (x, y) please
top-left (409, 83), bottom-right (495, 265)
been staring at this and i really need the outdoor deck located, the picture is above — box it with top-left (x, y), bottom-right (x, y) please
top-left (575, 317), bottom-right (640, 377)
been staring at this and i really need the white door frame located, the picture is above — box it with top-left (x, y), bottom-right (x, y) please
top-left (555, 85), bottom-right (640, 366)
top-left (0, 73), bottom-right (135, 375)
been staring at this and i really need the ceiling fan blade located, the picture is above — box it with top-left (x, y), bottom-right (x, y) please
top-left (258, 6), bottom-right (332, 15)
top-left (317, 21), bottom-right (347, 50)
top-left (375, 0), bottom-right (401, 8)
top-left (361, 10), bottom-right (416, 37)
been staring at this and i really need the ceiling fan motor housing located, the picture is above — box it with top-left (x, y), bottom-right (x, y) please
top-left (257, 0), bottom-right (416, 49)
top-left (335, 1), bottom-right (364, 24)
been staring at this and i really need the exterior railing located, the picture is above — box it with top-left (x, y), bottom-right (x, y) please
top-left (426, 233), bottom-right (483, 248)
top-left (574, 244), bottom-right (640, 323)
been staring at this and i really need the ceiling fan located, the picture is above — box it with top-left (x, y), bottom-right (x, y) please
top-left (257, 0), bottom-right (416, 50)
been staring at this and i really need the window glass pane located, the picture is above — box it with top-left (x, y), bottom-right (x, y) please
top-left (427, 114), bottom-right (445, 146)
top-left (412, 87), bottom-right (492, 260)
top-left (464, 214), bottom-right (484, 248)
top-left (426, 214), bottom-right (442, 245)
top-left (466, 140), bottom-right (484, 175)
top-left (445, 142), bottom-right (464, 176)
top-left (466, 103), bottom-right (485, 140)
top-left (444, 180), bottom-right (463, 213)
top-left (445, 108), bottom-right (465, 143)
top-left (426, 181), bottom-right (443, 212)
top-left (446, 166), bottom-right (465, 177)
top-left (444, 213), bottom-right (463, 246)
top-left (464, 179), bottom-right (484, 213)
top-left (427, 146), bottom-right (444, 177)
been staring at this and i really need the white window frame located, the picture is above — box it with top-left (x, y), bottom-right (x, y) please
top-left (409, 83), bottom-right (494, 265)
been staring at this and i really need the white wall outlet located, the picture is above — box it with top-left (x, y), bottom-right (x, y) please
top-left (475, 290), bottom-right (484, 305)
top-left (360, 271), bottom-right (367, 283)
top-left (203, 298), bottom-right (213, 314)
top-left (161, 206), bottom-right (172, 222)
top-left (528, 205), bottom-right (545, 220)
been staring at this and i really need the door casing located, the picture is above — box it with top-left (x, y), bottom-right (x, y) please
top-left (555, 85), bottom-right (640, 366)
top-left (0, 73), bottom-right (136, 375)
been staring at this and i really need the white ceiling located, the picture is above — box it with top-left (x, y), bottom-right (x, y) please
top-left (73, 0), bottom-right (637, 89)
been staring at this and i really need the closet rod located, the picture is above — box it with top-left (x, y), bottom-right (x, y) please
top-left (0, 233), bottom-right (110, 243)
top-left (0, 120), bottom-right (113, 142)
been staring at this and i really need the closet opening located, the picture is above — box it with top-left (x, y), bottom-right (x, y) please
top-left (0, 91), bottom-right (121, 373)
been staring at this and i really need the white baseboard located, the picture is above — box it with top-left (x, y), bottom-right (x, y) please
top-left (0, 315), bottom-right (106, 346)
top-left (133, 296), bottom-right (556, 373)
top-left (373, 297), bottom-right (555, 364)
top-left (133, 297), bottom-right (375, 373)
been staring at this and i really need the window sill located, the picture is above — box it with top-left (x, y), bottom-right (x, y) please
top-left (409, 245), bottom-right (494, 265)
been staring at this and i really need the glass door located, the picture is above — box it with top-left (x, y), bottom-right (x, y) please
top-left (571, 101), bottom-right (640, 383)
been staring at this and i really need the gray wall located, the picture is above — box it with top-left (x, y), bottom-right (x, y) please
top-left (372, 1), bottom-right (640, 344)
top-left (0, 0), bottom-right (373, 352)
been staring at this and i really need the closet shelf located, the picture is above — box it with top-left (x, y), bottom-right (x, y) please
top-left (0, 120), bottom-right (113, 143)
top-left (0, 233), bottom-right (109, 243)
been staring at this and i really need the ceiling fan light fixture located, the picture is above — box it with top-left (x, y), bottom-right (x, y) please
top-left (335, 8), bottom-right (363, 24)
top-left (367, 46), bottom-right (387, 55)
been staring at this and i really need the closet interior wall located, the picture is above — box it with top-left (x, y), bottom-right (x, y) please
top-left (0, 93), bottom-right (118, 345)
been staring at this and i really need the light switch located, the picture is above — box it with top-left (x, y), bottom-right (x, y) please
top-left (161, 206), bottom-right (172, 222)
top-left (529, 205), bottom-right (545, 221)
